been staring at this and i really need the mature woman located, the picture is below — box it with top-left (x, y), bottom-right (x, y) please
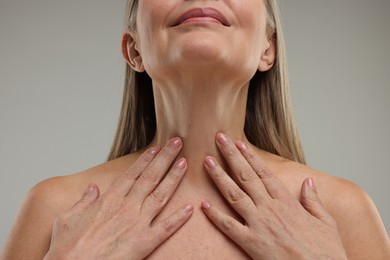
top-left (2, 0), bottom-right (389, 259)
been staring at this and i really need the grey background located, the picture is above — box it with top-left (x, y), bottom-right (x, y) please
top-left (1, 0), bottom-right (389, 248)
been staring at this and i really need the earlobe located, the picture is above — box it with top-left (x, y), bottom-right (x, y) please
top-left (258, 36), bottom-right (276, 72)
top-left (121, 31), bottom-right (145, 72)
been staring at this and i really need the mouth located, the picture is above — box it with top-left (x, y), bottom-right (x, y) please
top-left (173, 7), bottom-right (230, 27)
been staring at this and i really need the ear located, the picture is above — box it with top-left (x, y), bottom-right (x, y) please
top-left (121, 30), bottom-right (145, 72)
top-left (258, 35), bottom-right (276, 72)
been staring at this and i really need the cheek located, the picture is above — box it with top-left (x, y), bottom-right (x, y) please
top-left (231, 1), bottom-right (267, 52)
top-left (135, 1), bottom-right (172, 71)
top-left (235, 19), bottom-right (267, 69)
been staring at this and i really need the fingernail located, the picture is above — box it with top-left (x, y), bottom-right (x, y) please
top-left (236, 141), bottom-right (248, 151)
top-left (185, 204), bottom-right (194, 213)
top-left (170, 137), bottom-right (182, 148)
top-left (308, 178), bottom-right (317, 191)
top-left (84, 183), bottom-right (94, 194)
top-left (201, 201), bottom-right (211, 210)
top-left (205, 157), bottom-right (216, 168)
top-left (175, 158), bottom-right (187, 169)
top-left (217, 133), bottom-right (229, 145)
top-left (148, 146), bottom-right (160, 155)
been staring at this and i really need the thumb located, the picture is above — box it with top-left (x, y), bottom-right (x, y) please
top-left (300, 178), bottom-right (333, 223)
top-left (72, 183), bottom-right (100, 211)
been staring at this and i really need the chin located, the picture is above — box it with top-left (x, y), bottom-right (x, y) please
top-left (171, 35), bottom-right (229, 66)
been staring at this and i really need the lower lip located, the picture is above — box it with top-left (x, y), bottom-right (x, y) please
top-left (180, 17), bottom-right (223, 25)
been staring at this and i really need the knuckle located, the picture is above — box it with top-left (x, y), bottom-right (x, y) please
top-left (140, 168), bottom-right (160, 183)
top-left (99, 193), bottom-right (122, 211)
top-left (244, 149), bottom-right (256, 160)
top-left (100, 192), bottom-right (116, 204)
top-left (228, 188), bottom-right (245, 202)
top-left (238, 169), bottom-right (257, 182)
top-left (140, 150), bottom-right (155, 163)
top-left (245, 231), bottom-right (257, 244)
top-left (160, 147), bottom-right (177, 160)
top-left (211, 167), bottom-right (224, 179)
top-left (254, 165), bottom-right (273, 179)
top-left (302, 194), bottom-right (317, 207)
top-left (224, 148), bottom-right (237, 160)
top-left (263, 200), bottom-right (277, 215)
top-left (249, 231), bottom-right (271, 248)
top-left (221, 218), bottom-right (235, 231)
top-left (159, 152), bottom-right (172, 162)
top-left (124, 169), bottom-right (139, 181)
top-left (169, 169), bottom-right (183, 181)
top-left (150, 189), bottom-right (166, 205)
top-left (161, 218), bottom-right (175, 234)
top-left (243, 232), bottom-right (256, 245)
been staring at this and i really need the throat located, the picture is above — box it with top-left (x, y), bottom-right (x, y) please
top-left (150, 82), bottom-right (249, 186)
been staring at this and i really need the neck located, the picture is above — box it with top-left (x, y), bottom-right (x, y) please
top-left (150, 78), bottom-right (249, 186)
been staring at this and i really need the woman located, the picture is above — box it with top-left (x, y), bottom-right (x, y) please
top-left (2, 0), bottom-right (389, 259)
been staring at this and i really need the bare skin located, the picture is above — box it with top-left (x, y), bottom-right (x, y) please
top-left (203, 134), bottom-right (347, 259)
top-left (43, 139), bottom-right (195, 260)
top-left (2, 143), bottom-right (389, 259)
top-left (2, 0), bottom-right (390, 259)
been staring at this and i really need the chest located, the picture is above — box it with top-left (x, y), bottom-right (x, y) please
top-left (145, 184), bottom-right (251, 259)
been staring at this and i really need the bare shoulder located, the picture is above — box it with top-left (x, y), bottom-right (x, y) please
top-left (259, 149), bottom-right (390, 259)
top-left (313, 172), bottom-right (390, 259)
top-left (1, 153), bottom-right (140, 260)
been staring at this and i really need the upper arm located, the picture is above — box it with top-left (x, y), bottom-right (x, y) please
top-left (1, 177), bottom-right (74, 260)
top-left (326, 179), bottom-right (390, 259)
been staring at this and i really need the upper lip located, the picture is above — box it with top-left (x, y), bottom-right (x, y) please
top-left (173, 7), bottom-right (230, 27)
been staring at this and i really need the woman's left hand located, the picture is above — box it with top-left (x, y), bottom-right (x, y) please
top-left (202, 133), bottom-right (348, 260)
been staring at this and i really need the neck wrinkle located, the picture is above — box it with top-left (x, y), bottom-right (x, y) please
top-left (150, 81), bottom-right (249, 187)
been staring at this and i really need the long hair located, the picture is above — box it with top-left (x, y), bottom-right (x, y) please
top-left (108, 0), bottom-right (306, 164)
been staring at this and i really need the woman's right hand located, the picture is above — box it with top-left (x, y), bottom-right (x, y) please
top-left (44, 137), bottom-right (193, 260)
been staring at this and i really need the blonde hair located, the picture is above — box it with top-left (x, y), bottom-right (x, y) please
top-left (108, 0), bottom-right (306, 164)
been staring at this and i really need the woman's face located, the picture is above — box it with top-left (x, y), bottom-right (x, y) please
top-left (130, 0), bottom-right (272, 83)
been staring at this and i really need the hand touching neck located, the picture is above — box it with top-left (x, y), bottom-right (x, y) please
top-left (150, 77), bottom-right (250, 186)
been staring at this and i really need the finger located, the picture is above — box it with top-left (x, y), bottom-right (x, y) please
top-left (201, 201), bottom-right (249, 247)
top-left (142, 158), bottom-right (187, 217)
top-left (300, 178), bottom-right (335, 225)
top-left (71, 183), bottom-right (100, 212)
top-left (128, 137), bottom-right (182, 202)
top-left (110, 146), bottom-right (160, 196)
top-left (215, 133), bottom-right (270, 204)
top-left (204, 156), bottom-right (257, 219)
top-left (150, 204), bottom-right (194, 245)
top-left (236, 140), bottom-right (292, 200)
